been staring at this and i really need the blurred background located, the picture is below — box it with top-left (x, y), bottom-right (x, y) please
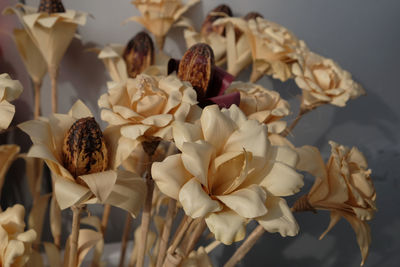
top-left (1, 0), bottom-right (399, 266)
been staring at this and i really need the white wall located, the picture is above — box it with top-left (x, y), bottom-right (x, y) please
top-left (1, 0), bottom-right (399, 266)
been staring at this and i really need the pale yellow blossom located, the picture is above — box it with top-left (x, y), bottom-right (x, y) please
top-left (0, 74), bottom-right (23, 131)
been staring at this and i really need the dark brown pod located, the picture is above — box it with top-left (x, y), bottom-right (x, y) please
top-left (38, 0), bottom-right (65, 14)
top-left (201, 4), bottom-right (233, 36)
top-left (244, 12), bottom-right (264, 21)
top-left (62, 117), bottom-right (108, 178)
top-left (123, 31), bottom-right (155, 79)
top-left (177, 43), bottom-right (215, 99)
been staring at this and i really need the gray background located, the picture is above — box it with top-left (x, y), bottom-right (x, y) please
top-left (1, 0), bottom-right (399, 266)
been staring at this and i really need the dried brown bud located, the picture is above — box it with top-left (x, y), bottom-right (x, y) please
top-left (177, 43), bottom-right (215, 99)
top-left (62, 117), bottom-right (108, 178)
top-left (201, 4), bottom-right (233, 36)
top-left (243, 12), bottom-right (264, 21)
top-left (38, 0), bottom-right (65, 14)
top-left (123, 31), bottom-right (155, 79)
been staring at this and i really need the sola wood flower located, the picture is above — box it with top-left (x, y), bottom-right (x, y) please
top-left (293, 141), bottom-right (377, 266)
top-left (18, 100), bottom-right (146, 216)
top-left (98, 74), bottom-right (199, 164)
top-left (152, 105), bottom-right (303, 244)
top-left (126, 0), bottom-right (200, 49)
top-left (224, 16), bottom-right (305, 82)
top-left (0, 204), bottom-right (36, 267)
top-left (0, 74), bottom-right (23, 131)
top-left (292, 51), bottom-right (365, 109)
top-left (226, 82), bottom-right (290, 134)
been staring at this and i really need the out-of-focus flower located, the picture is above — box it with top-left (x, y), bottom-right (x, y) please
top-left (226, 82), bottom-right (290, 134)
top-left (0, 145), bottom-right (20, 193)
top-left (292, 51), bottom-right (365, 109)
top-left (98, 74), bottom-right (199, 163)
top-left (18, 100), bottom-right (146, 216)
top-left (126, 0), bottom-right (200, 49)
top-left (0, 74), bottom-right (23, 131)
top-left (0, 204), bottom-right (36, 267)
top-left (4, 3), bottom-right (88, 72)
top-left (293, 141), bottom-right (376, 266)
top-left (222, 17), bottom-right (305, 82)
top-left (152, 105), bottom-right (303, 244)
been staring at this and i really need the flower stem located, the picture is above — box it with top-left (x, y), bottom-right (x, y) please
top-left (281, 107), bottom-right (310, 137)
top-left (101, 204), bottom-right (111, 235)
top-left (49, 65), bottom-right (59, 113)
top-left (69, 205), bottom-right (82, 267)
top-left (118, 213), bottom-right (133, 267)
top-left (155, 35), bottom-right (166, 51)
top-left (156, 199), bottom-right (177, 267)
top-left (134, 155), bottom-right (155, 267)
top-left (33, 80), bottom-right (42, 119)
top-left (224, 225), bottom-right (265, 267)
top-left (183, 218), bottom-right (206, 256)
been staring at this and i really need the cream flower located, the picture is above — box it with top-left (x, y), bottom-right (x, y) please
top-left (18, 100), bottom-right (146, 216)
top-left (226, 82), bottom-right (290, 134)
top-left (0, 204), bottom-right (36, 267)
top-left (98, 74), bottom-right (199, 164)
top-left (0, 74), bottom-right (23, 131)
top-left (95, 43), bottom-right (170, 83)
top-left (294, 141), bottom-right (376, 266)
top-left (225, 17), bottom-right (305, 82)
top-left (0, 145), bottom-right (20, 194)
top-left (4, 3), bottom-right (88, 71)
top-left (292, 51), bottom-right (365, 108)
top-left (152, 105), bottom-right (303, 244)
top-left (126, 0), bottom-right (200, 49)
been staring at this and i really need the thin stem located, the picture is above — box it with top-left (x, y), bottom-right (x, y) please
top-left (224, 225), bottom-right (265, 267)
top-left (118, 213), bottom-right (133, 267)
top-left (155, 35), bottom-right (166, 51)
top-left (155, 199), bottom-right (177, 267)
top-left (49, 65), bottom-right (59, 113)
top-left (101, 204), bottom-right (112, 235)
top-left (33, 80), bottom-right (42, 119)
top-left (205, 240), bottom-right (221, 254)
top-left (167, 215), bottom-right (193, 257)
top-left (281, 107), bottom-right (310, 137)
top-left (69, 205), bottom-right (82, 267)
top-left (183, 218), bottom-right (206, 256)
top-left (134, 156), bottom-right (155, 267)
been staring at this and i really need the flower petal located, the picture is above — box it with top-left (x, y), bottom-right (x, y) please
top-left (257, 196), bottom-right (299, 237)
top-left (181, 141), bottom-right (214, 186)
top-left (270, 145), bottom-right (299, 168)
top-left (205, 208), bottom-right (246, 245)
top-left (261, 162), bottom-right (303, 196)
top-left (68, 100), bottom-right (92, 119)
top-left (152, 154), bottom-right (191, 199)
top-left (54, 174), bottom-right (92, 210)
top-left (179, 178), bottom-right (222, 218)
top-left (216, 185), bottom-right (267, 218)
top-left (79, 170), bottom-right (117, 203)
top-left (172, 121), bottom-right (203, 151)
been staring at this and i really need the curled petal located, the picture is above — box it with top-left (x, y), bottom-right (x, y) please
top-left (54, 175), bottom-right (92, 209)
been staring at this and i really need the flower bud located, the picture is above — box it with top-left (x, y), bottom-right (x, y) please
top-left (62, 117), bottom-right (108, 178)
top-left (38, 0), bottom-right (65, 13)
top-left (123, 31), bottom-right (155, 78)
top-left (177, 43), bottom-right (215, 99)
top-left (201, 4), bottom-right (233, 36)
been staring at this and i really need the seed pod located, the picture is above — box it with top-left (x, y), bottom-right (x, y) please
top-left (201, 4), bottom-right (233, 36)
top-left (123, 31), bottom-right (155, 79)
top-left (62, 117), bottom-right (108, 178)
top-left (177, 43), bottom-right (215, 99)
top-left (244, 12), bottom-right (264, 21)
top-left (38, 0), bottom-right (65, 13)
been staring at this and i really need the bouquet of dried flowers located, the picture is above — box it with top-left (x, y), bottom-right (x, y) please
top-left (0, 1), bottom-right (376, 267)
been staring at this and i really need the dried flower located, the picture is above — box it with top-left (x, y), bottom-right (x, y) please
top-left (98, 74), bottom-right (199, 163)
top-left (62, 117), bottom-right (108, 178)
top-left (226, 82), bottom-right (290, 134)
top-left (294, 141), bottom-right (376, 266)
top-left (126, 0), bottom-right (200, 49)
top-left (292, 51), bottom-right (365, 109)
top-left (152, 105), bottom-right (303, 244)
top-left (0, 74), bottom-right (23, 131)
top-left (201, 4), bottom-right (233, 37)
top-left (123, 31), bottom-right (155, 79)
top-left (0, 204), bottom-right (36, 267)
top-left (18, 100), bottom-right (146, 216)
top-left (0, 145), bottom-right (20, 193)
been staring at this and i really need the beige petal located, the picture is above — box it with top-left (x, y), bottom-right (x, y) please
top-left (0, 145), bottom-right (20, 192)
top-left (49, 196), bottom-right (61, 250)
top-left (257, 196), bottom-right (299, 237)
top-left (295, 145), bottom-right (327, 179)
top-left (181, 141), bottom-right (214, 186)
top-left (141, 114), bottom-right (173, 127)
top-left (121, 124), bottom-right (151, 140)
top-left (269, 145), bottom-right (299, 168)
top-left (172, 121), bottom-right (202, 151)
top-left (205, 208), bottom-right (246, 245)
top-left (79, 170), bottom-right (117, 203)
top-left (200, 105), bottom-right (236, 154)
top-left (0, 73), bottom-right (24, 101)
top-left (4, 239), bottom-right (29, 267)
top-left (152, 154), bottom-right (191, 199)
top-left (0, 100), bottom-right (15, 130)
top-left (54, 174), bottom-right (92, 209)
top-left (216, 185), bottom-right (267, 219)
top-left (68, 100), bottom-right (93, 119)
top-left (179, 178), bottom-right (222, 218)
top-left (319, 211), bottom-right (342, 240)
